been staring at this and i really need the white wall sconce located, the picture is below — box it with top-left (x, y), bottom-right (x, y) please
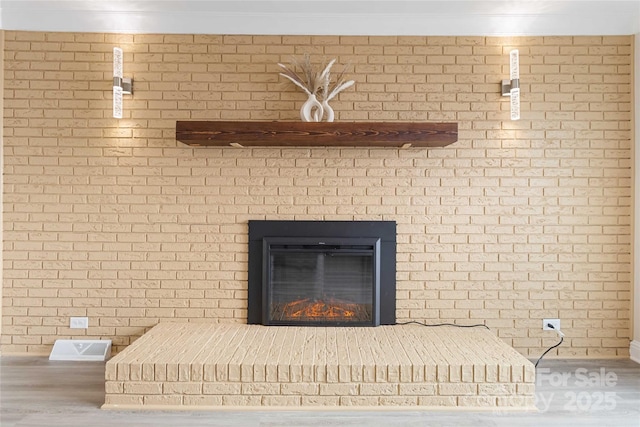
top-left (113, 47), bottom-right (133, 119)
top-left (501, 49), bottom-right (520, 121)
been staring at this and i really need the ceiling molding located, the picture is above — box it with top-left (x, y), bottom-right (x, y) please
top-left (1, 1), bottom-right (639, 36)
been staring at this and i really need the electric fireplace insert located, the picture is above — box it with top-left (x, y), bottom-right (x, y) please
top-left (248, 220), bottom-right (396, 326)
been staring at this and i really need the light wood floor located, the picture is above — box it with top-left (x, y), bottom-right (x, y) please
top-left (1, 356), bottom-right (639, 426)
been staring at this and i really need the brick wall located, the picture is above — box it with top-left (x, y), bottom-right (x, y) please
top-left (2, 32), bottom-right (632, 357)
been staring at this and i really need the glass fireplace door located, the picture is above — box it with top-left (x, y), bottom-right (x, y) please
top-left (263, 237), bottom-right (380, 326)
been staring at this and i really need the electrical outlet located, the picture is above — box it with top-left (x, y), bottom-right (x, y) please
top-left (70, 317), bottom-right (89, 329)
top-left (543, 318), bottom-right (560, 331)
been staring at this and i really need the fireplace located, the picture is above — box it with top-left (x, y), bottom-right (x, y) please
top-left (248, 220), bottom-right (396, 326)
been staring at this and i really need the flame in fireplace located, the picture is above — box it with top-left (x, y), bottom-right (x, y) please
top-left (283, 298), bottom-right (358, 320)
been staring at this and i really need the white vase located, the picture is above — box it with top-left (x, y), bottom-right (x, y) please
top-left (300, 94), bottom-right (323, 122)
top-left (321, 100), bottom-right (335, 122)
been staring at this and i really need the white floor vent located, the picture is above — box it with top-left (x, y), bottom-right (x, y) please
top-left (49, 339), bottom-right (112, 361)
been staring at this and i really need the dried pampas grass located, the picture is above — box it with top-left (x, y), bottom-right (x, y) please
top-left (278, 55), bottom-right (354, 101)
top-left (322, 62), bottom-right (355, 101)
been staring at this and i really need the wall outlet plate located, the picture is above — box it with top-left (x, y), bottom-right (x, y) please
top-left (70, 317), bottom-right (89, 329)
top-left (543, 318), bottom-right (560, 331)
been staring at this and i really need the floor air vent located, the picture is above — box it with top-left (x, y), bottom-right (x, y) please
top-left (49, 339), bottom-right (112, 361)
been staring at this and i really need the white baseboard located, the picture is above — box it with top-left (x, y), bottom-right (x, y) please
top-left (630, 340), bottom-right (640, 364)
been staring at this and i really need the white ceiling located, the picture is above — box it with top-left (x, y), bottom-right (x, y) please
top-left (0, 0), bottom-right (639, 36)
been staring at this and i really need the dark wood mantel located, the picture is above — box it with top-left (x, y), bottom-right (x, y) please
top-left (176, 121), bottom-right (458, 148)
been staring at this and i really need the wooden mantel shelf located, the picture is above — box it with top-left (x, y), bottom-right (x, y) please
top-left (176, 121), bottom-right (458, 148)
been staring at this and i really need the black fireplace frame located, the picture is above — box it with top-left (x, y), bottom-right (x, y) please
top-left (248, 220), bottom-right (396, 326)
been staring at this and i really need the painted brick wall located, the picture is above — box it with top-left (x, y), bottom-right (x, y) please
top-left (2, 32), bottom-right (632, 357)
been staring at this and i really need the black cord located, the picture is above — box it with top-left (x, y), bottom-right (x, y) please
top-left (535, 324), bottom-right (564, 368)
top-left (535, 336), bottom-right (563, 368)
top-left (399, 320), bottom-right (565, 368)
top-left (396, 320), bottom-right (490, 330)
top-left (399, 320), bottom-right (563, 368)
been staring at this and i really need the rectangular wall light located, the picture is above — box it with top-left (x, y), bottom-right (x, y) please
top-left (113, 47), bottom-right (132, 119)
top-left (501, 49), bottom-right (520, 121)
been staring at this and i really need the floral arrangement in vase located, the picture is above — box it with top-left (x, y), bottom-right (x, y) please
top-left (277, 54), bottom-right (355, 122)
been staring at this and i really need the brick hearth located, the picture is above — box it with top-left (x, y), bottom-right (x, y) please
top-left (103, 323), bottom-right (535, 410)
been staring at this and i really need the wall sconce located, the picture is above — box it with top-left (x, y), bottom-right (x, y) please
top-left (501, 49), bottom-right (520, 121)
top-left (113, 47), bottom-right (133, 119)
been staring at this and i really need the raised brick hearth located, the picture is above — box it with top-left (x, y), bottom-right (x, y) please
top-left (103, 323), bottom-right (535, 410)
